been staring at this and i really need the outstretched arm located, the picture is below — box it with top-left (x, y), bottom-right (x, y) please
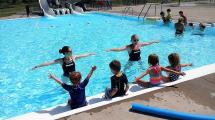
top-left (48, 73), bottom-right (63, 85)
top-left (106, 46), bottom-right (127, 52)
top-left (134, 70), bottom-right (149, 81)
top-left (180, 63), bottom-right (192, 67)
top-left (161, 67), bottom-right (185, 76)
top-left (86, 66), bottom-right (97, 79)
top-left (80, 66), bottom-right (97, 88)
top-left (32, 58), bottom-right (62, 70)
top-left (140, 40), bottom-right (160, 47)
top-left (74, 53), bottom-right (96, 60)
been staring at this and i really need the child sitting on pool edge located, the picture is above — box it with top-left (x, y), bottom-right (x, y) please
top-left (166, 53), bottom-right (192, 81)
top-left (104, 60), bottom-right (129, 99)
top-left (48, 66), bottom-right (96, 109)
top-left (134, 54), bottom-right (185, 87)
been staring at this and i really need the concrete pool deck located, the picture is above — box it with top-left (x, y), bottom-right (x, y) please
top-left (59, 72), bottom-right (215, 120)
top-left (3, 1), bottom-right (215, 120)
top-left (105, 1), bottom-right (215, 23)
top-left (1, 1), bottom-right (215, 24)
top-left (11, 63), bottom-right (215, 120)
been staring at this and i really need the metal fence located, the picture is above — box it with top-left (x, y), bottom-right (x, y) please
top-left (87, 0), bottom-right (211, 6)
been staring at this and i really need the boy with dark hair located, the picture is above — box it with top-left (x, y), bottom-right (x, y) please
top-left (179, 11), bottom-right (187, 25)
top-left (166, 8), bottom-right (172, 22)
top-left (160, 11), bottom-right (167, 23)
top-left (105, 60), bottom-right (129, 99)
top-left (199, 23), bottom-right (206, 31)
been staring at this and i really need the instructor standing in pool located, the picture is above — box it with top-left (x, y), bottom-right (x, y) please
top-left (106, 34), bottom-right (159, 61)
top-left (106, 34), bottom-right (159, 71)
top-left (32, 46), bottom-right (95, 77)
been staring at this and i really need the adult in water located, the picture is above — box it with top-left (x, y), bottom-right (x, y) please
top-left (32, 46), bottom-right (95, 77)
top-left (175, 18), bottom-right (184, 36)
top-left (106, 34), bottom-right (159, 71)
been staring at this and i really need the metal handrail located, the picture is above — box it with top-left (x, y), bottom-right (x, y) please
top-left (144, 4), bottom-right (152, 18)
top-left (138, 3), bottom-right (161, 20)
top-left (122, 6), bottom-right (134, 17)
top-left (138, 4), bottom-right (146, 19)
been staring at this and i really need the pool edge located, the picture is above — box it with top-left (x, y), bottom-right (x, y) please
top-left (9, 63), bottom-right (215, 120)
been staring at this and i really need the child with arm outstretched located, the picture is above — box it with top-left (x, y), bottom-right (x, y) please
top-left (49, 66), bottom-right (96, 109)
top-left (134, 54), bottom-right (185, 88)
top-left (166, 53), bottom-right (192, 81)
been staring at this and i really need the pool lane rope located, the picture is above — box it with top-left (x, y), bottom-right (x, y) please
top-left (131, 103), bottom-right (215, 120)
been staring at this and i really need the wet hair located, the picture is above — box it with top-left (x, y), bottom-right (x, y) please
top-left (201, 25), bottom-right (206, 29)
top-left (131, 34), bottom-right (139, 41)
top-left (167, 9), bottom-right (171, 12)
top-left (179, 11), bottom-right (183, 14)
top-left (199, 23), bottom-right (206, 29)
top-left (168, 53), bottom-right (180, 68)
top-left (59, 46), bottom-right (71, 55)
top-left (109, 60), bottom-right (121, 72)
top-left (189, 23), bottom-right (194, 26)
top-left (160, 11), bottom-right (165, 16)
top-left (69, 72), bottom-right (82, 85)
top-left (148, 54), bottom-right (159, 66)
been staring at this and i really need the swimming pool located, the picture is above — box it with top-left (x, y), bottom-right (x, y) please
top-left (0, 12), bottom-right (215, 119)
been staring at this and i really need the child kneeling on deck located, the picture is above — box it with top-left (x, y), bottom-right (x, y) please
top-left (134, 54), bottom-right (185, 88)
top-left (48, 66), bottom-right (96, 109)
top-left (104, 60), bottom-right (129, 99)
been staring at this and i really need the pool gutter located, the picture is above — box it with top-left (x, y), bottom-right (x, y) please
top-left (9, 63), bottom-right (215, 120)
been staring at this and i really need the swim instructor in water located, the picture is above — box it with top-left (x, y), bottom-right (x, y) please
top-left (32, 46), bottom-right (95, 77)
top-left (106, 34), bottom-right (159, 71)
top-left (106, 34), bottom-right (159, 61)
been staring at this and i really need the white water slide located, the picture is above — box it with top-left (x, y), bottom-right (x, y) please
top-left (39, 0), bottom-right (83, 17)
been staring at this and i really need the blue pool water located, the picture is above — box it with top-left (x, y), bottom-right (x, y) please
top-left (0, 12), bottom-right (215, 119)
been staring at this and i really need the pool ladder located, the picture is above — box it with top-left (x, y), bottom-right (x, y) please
top-left (122, 6), bottom-right (134, 17)
top-left (138, 3), bottom-right (162, 21)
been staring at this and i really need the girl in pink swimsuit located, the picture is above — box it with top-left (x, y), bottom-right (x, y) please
top-left (134, 54), bottom-right (185, 88)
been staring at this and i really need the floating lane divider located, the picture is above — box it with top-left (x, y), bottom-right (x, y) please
top-left (131, 103), bottom-right (215, 120)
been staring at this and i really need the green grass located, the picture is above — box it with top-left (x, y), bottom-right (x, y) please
top-left (0, 3), bottom-right (26, 17)
top-left (0, 2), bottom-right (40, 17)
top-left (0, 0), bottom-right (205, 18)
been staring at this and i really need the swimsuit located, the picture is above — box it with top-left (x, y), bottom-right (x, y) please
top-left (110, 73), bottom-right (128, 98)
top-left (129, 49), bottom-right (141, 61)
top-left (175, 29), bottom-right (183, 34)
top-left (62, 57), bottom-right (76, 76)
top-left (168, 66), bottom-right (181, 81)
top-left (166, 14), bottom-right (172, 20)
top-left (149, 65), bottom-right (162, 85)
top-left (62, 77), bottom-right (89, 109)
